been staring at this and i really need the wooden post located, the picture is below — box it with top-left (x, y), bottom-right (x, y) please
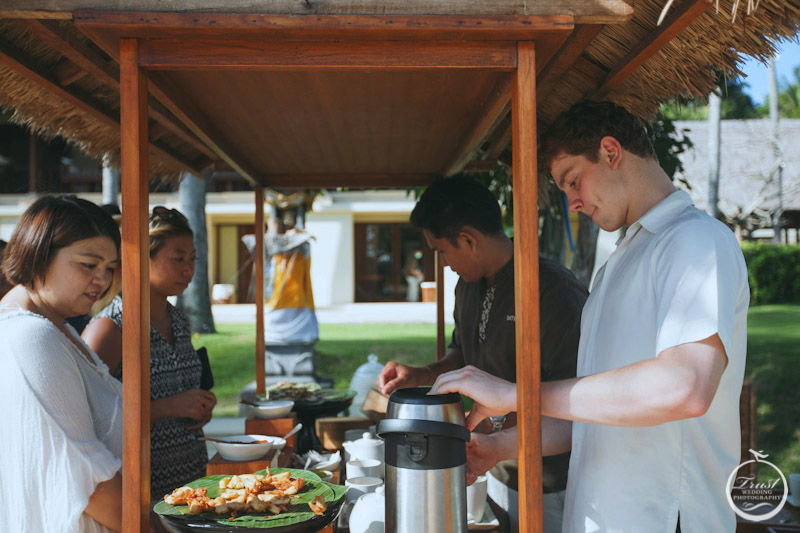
top-left (119, 38), bottom-right (150, 533)
top-left (435, 251), bottom-right (445, 360)
top-left (28, 133), bottom-right (37, 192)
top-left (512, 41), bottom-right (542, 532)
top-left (255, 187), bottom-right (266, 396)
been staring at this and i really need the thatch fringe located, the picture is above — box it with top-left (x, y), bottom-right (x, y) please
top-left (0, 19), bottom-right (188, 181)
top-left (539, 0), bottom-right (800, 123)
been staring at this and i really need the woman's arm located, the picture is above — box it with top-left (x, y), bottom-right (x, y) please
top-left (81, 318), bottom-right (123, 376)
top-left (85, 473), bottom-right (122, 532)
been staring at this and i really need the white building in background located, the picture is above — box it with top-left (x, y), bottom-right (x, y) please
top-left (0, 188), bottom-right (458, 315)
top-left (205, 189), bottom-right (456, 311)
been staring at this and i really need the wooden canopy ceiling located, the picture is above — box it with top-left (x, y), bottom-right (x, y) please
top-left (70, 12), bottom-right (590, 187)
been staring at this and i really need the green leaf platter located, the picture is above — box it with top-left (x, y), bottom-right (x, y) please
top-left (153, 468), bottom-right (347, 529)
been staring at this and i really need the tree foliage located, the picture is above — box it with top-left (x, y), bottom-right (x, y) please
top-left (756, 65), bottom-right (800, 118)
top-left (661, 75), bottom-right (762, 120)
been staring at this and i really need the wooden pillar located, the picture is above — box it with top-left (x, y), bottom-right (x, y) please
top-left (435, 251), bottom-right (445, 360)
top-left (119, 38), bottom-right (150, 533)
top-left (28, 133), bottom-right (38, 192)
top-left (255, 187), bottom-right (266, 396)
top-left (512, 41), bottom-right (542, 532)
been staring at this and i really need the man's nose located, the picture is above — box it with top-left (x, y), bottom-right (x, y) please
top-left (567, 195), bottom-right (583, 213)
top-left (438, 253), bottom-right (448, 267)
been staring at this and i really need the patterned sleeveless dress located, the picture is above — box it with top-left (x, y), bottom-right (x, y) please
top-left (95, 295), bottom-right (208, 498)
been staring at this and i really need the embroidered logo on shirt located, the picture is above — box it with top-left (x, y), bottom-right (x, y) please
top-left (478, 285), bottom-right (496, 343)
top-left (507, 315), bottom-right (515, 322)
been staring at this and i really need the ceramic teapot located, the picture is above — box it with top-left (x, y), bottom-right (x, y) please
top-left (349, 485), bottom-right (385, 533)
top-left (342, 432), bottom-right (384, 463)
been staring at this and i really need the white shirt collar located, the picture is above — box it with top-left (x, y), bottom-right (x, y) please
top-left (616, 189), bottom-right (693, 246)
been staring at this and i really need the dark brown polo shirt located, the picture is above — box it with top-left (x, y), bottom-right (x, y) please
top-left (449, 254), bottom-right (587, 493)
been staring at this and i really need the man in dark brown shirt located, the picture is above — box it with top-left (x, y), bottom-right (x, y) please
top-left (377, 175), bottom-right (587, 532)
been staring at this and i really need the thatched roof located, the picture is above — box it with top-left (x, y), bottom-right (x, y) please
top-left (0, 1), bottom-right (799, 184)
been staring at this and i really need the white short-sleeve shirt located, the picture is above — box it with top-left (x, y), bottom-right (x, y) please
top-left (0, 310), bottom-right (123, 533)
top-left (563, 190), bottom-right (749, 533)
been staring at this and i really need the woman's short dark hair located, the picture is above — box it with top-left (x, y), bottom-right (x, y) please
top-left (2, 195), bottom-right (121, 288)
top-left (539, 101), bottom-right (656, 177)
top-left (149, 206), bottom-right (193, 257)
top-left (410, 174), bottom-right (504, 245)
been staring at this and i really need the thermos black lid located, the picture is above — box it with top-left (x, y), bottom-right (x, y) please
top-left (389, 387), bottom-right (461, 405)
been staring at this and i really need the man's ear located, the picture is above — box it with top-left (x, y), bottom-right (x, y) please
top-left (458, 227), bottom-right (480, 251)
top-left (599, 136), bottom-right (623, 170)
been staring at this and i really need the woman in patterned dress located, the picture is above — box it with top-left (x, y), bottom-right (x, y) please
top-left (82, 206), bottom-right (216, 499)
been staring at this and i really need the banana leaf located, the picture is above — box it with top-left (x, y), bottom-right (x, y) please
top-left (154, 468), bottom-right (346, 529)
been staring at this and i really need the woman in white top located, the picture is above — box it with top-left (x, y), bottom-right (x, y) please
top-left (0, 195), bottom-right (123, 533)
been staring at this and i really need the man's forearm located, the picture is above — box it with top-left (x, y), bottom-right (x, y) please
top-left (542, 336), bottom-right (727, 426)
top-left (422, 348), bottom-right (465, 382)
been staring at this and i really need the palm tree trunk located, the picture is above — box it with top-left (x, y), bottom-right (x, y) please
top-left (177, 169), bottom-right (216, 333)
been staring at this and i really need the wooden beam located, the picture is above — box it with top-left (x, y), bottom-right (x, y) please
top-left (73, 11), bottom-right (620, 37)
top-left (148, 121), bottom-right (169, 142)
top-left (137, 40), bottom-right (518, 70)
top-left (537, 24), bottom-right (605, 100)
top-left (52, 58), bottom-right (87, 85)
top-left (147, 71), bottom-right (262, 185)
top-left (0, 35), bottom-right (204, 176)
top-left (462, 159), bottom-right (500, 173)
top-left (592, 0), bottom-right (713, 98)
top-left (18, 19), bottom-right (219, 160)
top-left (444, 76), bottom-right (512, 176)
top-left (119, 37), bottom-right (150, 533)
top-left (512, 41), bottom-right (542, 533)
top-left (259, 173), bottom-right (437, 188)
top-left (17, 19), bottom-right (120, 88)
top-left (255, 187), bottom-right (266, 397)
top-left (572, 55), bottom-right (609, 86)
top-left (436, 252), bottom-right (445, 360)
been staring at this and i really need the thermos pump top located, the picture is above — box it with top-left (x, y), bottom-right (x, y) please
top-left (376, 387), bottom-right (471, 533)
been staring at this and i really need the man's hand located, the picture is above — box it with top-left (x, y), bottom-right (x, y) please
top-left (166, 389), bottom-right (217, 421)
top-left (430, 366), bottom-right (517, 430)
top-left (465, 429), bottom-right (518, 486)
top-left (377, 361), bottom-right (433, 395)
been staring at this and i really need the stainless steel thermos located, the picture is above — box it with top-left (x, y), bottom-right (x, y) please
top-left (376, 387), bottom-right (470, 533)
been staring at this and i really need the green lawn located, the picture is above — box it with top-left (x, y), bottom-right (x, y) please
top-left (745, 304), bottom-right (800, 479)
top-left (194, 305), bottom-right (800, 477)
top-left (193, 323), bottom-right (454, 417)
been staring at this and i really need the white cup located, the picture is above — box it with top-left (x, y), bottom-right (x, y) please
top-left (345, 476), bottom-right (383, 503)
top-left (466, 475), bottom-right (488, 523)
top-left (347, 459), bottom-right (383, 480)
top-left (790, 473), bottom-right (800, 505)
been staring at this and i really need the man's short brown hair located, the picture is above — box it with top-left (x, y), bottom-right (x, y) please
top-left (539, 101), bottom-right (656, 177)
top-left (2, 195), bottom-right (121, 288)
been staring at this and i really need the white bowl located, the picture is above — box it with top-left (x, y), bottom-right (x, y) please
top-left (214, 434), bottom-right (274, 462)
top-left (250, 400), bottom-right (295, 419)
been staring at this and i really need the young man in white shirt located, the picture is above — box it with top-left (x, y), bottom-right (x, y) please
top-left (431, 101), bottom-right (750, 532)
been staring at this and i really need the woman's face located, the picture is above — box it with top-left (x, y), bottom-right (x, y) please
top-left (150, 233), bottom-right (196, 299)
top-left (34, 236), bottom-right (119, 322)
